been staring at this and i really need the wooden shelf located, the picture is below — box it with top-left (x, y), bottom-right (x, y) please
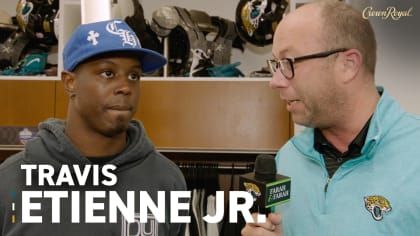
top-left (0, 76), bottom-right (59, 81)
top-left (0, 80), bottom-right (291, 152)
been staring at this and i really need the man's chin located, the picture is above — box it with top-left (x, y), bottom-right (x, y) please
top-left (102, 119), bottom-right (131, 137)
top-left (103, 126), bottom-right (128, 138)
top-left (291, 115), bottom-right (314, 128)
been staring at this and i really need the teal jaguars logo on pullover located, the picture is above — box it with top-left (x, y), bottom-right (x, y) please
top-left (364, 195), bottom-right (392, 221)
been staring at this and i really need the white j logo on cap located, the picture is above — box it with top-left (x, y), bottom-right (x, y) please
top-left (87, 30), bottom-right (100, 45)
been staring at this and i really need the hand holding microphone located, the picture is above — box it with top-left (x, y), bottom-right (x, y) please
top-left (239, 154), bottom-right (291, 214)
top-left (241, 212), bottom-right (284, 236)
top-left (239, 154), bottom-right (290, 235)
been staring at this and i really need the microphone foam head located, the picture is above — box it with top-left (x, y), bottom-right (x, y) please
top-left (254, 154), bottom-right (276, 181)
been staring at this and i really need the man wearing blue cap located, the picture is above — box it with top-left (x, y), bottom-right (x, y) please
top-left (0, 19), bottom-right (187, 236)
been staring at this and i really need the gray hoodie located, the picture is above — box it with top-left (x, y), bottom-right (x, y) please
top-left (0, 119), bottom-right (187, 236)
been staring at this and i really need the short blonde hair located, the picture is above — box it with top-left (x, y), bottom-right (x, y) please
top-left (317, 0), bottom-right (377, 75)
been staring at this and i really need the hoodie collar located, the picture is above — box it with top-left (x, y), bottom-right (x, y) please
top-left (23, 119), bottom-right (155, 170)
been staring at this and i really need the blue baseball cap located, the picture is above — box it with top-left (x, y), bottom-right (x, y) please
top-left (63, 19), bottom-right (166, 73)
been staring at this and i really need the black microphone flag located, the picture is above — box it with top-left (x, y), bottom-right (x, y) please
top-left (239, 154), bottom-right (291, 214)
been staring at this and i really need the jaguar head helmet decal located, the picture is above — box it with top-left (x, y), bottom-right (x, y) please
top-left (240, 0), bottom-right (268, 36)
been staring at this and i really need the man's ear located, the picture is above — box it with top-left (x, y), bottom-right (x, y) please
top-left (61, 71), bottom-right (76, 99)
top-left (339, 48), bottom-right (362, 84)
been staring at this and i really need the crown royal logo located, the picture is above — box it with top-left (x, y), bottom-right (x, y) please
top-left (362, 6), bottom-right (414, 20)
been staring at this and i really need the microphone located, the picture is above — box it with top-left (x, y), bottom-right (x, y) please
top-left (239, 154), bottom-right (291, 215)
